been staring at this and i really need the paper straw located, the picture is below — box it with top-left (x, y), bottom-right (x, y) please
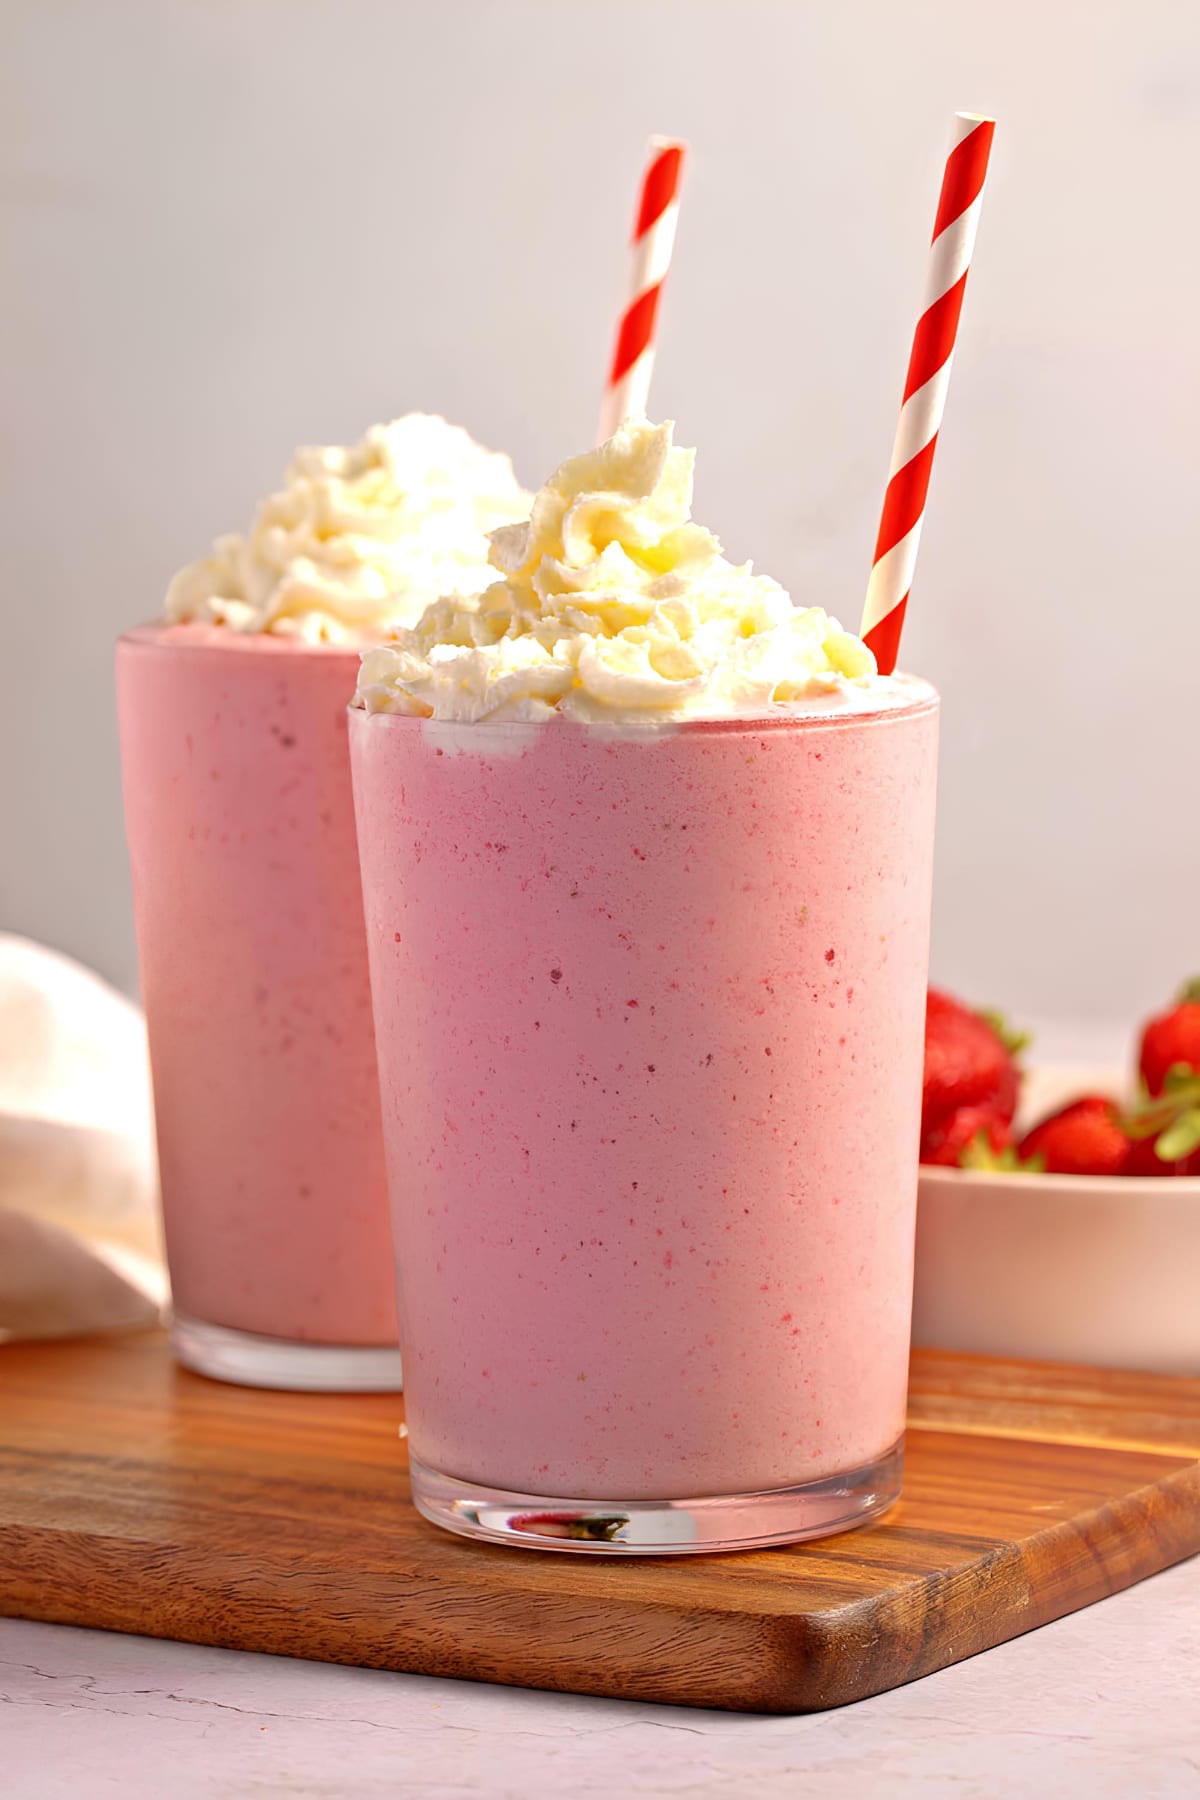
top-left (598, 137), bottom-right (687, 443)
top-left (861, 113), bottom-right (995, 673)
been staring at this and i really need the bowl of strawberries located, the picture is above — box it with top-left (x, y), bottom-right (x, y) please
top-left (911, 982), bottom-right (1200, 1375)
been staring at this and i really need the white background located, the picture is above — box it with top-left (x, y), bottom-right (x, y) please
top-left (2, 0), bottom-right (1197, 1044)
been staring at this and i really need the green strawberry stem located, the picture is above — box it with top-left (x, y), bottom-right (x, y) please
top-left (1177, 976), bottom-right (1200, 1006)
top-left (959, 1131), bottom-right (1045, 1175)
top-left (1156, 1113), bottom-right (1200, 1161)
top-left (977, 1008), bottom-right (1032, 1060)
top-left (1122, 1067), bottom-right (1200, 1161)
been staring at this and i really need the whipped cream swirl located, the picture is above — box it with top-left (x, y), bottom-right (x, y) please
top-left (165, 415), bottom-right (529, 644)
top-left (354, 419), bottom-right (886, 724)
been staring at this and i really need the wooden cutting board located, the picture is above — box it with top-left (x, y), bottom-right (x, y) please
top-left (1, 1333), bottom-right (1197, 1713)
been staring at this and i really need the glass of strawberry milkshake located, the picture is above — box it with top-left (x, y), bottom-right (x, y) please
top-left (117, 416), bottom-right (529, 1389)
top-left (350, 420), bottom-right (939, 1548)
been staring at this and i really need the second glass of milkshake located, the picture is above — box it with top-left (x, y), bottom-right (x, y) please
top-left (351, 420), bottom-right (938, 1548)
top-left (117, 416), bottom-right (529, 1388)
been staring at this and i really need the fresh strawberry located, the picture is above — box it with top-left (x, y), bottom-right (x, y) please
top-left (1017, 1096), bottom-right (1131, 1177)
top-left (920, 1104), bottom-right (1013, 1168)
top-left (921, 989), bottom-right (1025, 1138)
top-left (1138, 978), bottom-right (1200, 1096)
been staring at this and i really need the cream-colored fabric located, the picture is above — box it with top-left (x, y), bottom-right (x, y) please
top-left (0, 936), bottom-right (165, 1343)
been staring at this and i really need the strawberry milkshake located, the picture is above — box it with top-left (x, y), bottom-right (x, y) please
top-left (351, 420), bottom-right (938, 1548)
top-left (117, 416), bottom-right (528, 1388)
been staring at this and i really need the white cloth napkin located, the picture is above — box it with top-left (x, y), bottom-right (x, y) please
top-left (0, 935), bottom-right (166, 1342)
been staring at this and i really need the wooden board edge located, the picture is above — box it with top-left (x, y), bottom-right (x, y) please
top-left (0, 1525), bottom-right (788, 1713)
top-left (761, 1463), bottom-right (1200, 1712)
top-left (3, 1472), bottom-right (1198, 1715)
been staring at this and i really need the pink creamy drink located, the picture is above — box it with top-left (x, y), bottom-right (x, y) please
top-left (116, 417), bottom-right (528, 1388)
top-left (350, 419), bottom-right (939, 1549)
top-left (117, 627), bottom-right (399, 1381)
top-left (353, 704), bottom-right (937, 1514)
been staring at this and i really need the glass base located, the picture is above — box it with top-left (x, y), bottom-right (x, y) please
top-left (409, 1437), bottom-right (903, 1555)
top-left (171, 1312), bottom-right (403, 1392)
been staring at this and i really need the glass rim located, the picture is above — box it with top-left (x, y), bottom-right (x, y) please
top-left (117, 621), bottom-right (363, 660)
top-left (348, 682), bottom-right (939, 739)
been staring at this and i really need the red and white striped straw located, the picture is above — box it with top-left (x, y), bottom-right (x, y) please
top-left (598, 136), bottom-right (687, 443)
top-left (861, 113), bottom-right (995, 674)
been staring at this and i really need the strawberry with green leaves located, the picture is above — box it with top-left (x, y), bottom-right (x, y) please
top-left (1120, 980), bottom-right (1200, 1175)
top-left (1125, 1080), bottom-right (1200, 1176)
top-left (1138, 978), bottom-right (1200, 1097)
top-left (919, 989), bottom-right (1026, 1168)
top-left (920, 1103), bottom-right (1014, 1168)
top-left (918, 980), bottom-right (1200, 1179)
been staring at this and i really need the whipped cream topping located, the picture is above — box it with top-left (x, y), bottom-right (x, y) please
top-left (354, 419), bottom-right (896, 725)
top-left (165, 415), bottom-right (530, 644)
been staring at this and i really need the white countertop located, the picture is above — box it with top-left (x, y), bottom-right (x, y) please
top-left (3, 1558), bottom-right (1198, 1798)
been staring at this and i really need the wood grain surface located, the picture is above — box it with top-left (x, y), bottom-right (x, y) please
top-left (1, 1333), bottom-right (1197, 1713)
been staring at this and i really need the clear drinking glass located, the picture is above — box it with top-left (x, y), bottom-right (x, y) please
top-left (350, 692), bottom-right (938, 1551)
top-left (116, 625), bottom-right (402, 1390)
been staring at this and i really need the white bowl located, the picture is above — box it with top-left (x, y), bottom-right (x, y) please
top-left (911, 1067), bottom-right (1200, 1376)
